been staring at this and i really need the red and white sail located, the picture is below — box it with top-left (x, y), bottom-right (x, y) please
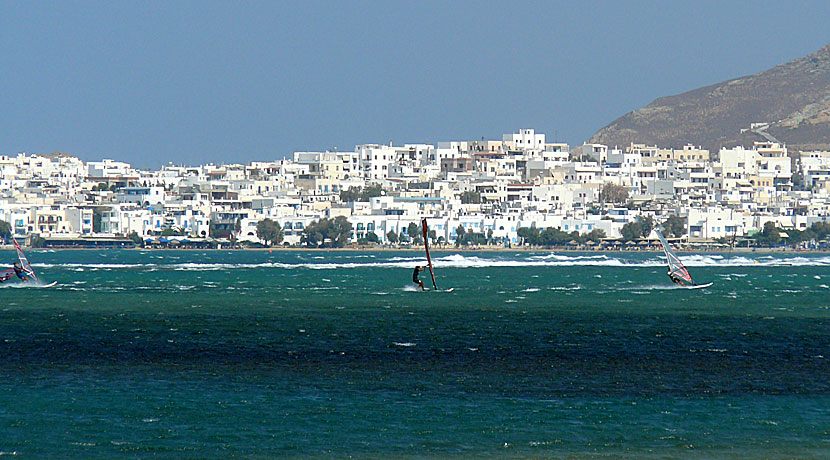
top-left (655, 230), bottom-right (692, 284)
top-left (13, 239), bottom-right (38, 282)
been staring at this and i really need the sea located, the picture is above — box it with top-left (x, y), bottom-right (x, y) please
top-left (0, 249), bottom-right (828, 459)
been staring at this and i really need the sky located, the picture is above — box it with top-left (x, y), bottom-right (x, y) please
top-left (2, 1), bottom-right (829, 168)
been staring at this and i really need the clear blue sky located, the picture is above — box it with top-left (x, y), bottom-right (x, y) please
top-left (2, 1), bottom-right (829, 168)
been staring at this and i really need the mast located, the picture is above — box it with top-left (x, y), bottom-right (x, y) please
top-left (421, 218), bottom-right (437, 290)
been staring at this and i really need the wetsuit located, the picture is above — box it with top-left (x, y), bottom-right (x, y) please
top-left (413, 266), bottom-right (425, 290)
top-left (13, 265), bottom-right (27, 281)
top-left (668, 273), bottom-right (685, 286)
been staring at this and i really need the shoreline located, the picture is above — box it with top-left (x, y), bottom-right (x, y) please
top-left (4, 244), bottom-right (828, 254)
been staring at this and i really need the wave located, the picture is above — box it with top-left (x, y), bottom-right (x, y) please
top-left (27, 253), bottom-right (830, 271)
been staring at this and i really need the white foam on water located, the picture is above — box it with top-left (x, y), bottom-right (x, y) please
top-left (28, 252), bottom-right (830, 273)
top-left (620, 284), bottom-right (683, 291)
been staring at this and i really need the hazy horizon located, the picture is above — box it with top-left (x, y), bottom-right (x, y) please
top-left (3, 1), bottom-right (829, 168)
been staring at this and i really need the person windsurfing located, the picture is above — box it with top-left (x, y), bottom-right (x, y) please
top-left (13, 262), bottom-right (29, 282)
top-left (413, 265), bottom-right (426, 291)
top-left (668, 272), bottom-right (686, 287)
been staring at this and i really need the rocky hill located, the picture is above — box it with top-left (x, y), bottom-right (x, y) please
top-left (588, 43), bottom-right (830, 152)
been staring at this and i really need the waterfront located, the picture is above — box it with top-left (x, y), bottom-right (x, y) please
top-left (1, 250), bottom-right (829, 458)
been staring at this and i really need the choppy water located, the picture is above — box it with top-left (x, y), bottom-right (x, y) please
top-left (1, 249), bottom-right (829, 458)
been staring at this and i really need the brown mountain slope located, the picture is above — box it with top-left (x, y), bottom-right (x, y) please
top-left (588, 43), bottom-right (830, 152)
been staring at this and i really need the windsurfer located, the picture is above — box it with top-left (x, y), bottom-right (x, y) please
top-left (413, 265), bottom-right (426, 291)
top-left (668, 272), bottom-right (686, 287)
top-left (13, 262), bottom-right (29, 282)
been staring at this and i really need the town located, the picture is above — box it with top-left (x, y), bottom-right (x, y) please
top-left (2, 128), bottom-right (829, 249)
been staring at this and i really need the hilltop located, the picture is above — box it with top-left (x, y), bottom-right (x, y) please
top-left (588, 43), bottom-right (830, 152)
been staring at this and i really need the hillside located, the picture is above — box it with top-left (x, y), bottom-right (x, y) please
top-left (588, 43), bottom-right (830, 152)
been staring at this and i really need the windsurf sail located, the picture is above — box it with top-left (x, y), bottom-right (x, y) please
top-left (421, 218), bottom-right (438, 290)
top-left (0, 269), bottom-right (14, 282)
top-left (655, 229), bottom-right (693, 285)
top-left (13, 239), bottom-right (38, 282)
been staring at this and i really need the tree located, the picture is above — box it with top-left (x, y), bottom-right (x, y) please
top-left (339, 187), bottom-right (360, 203)
top-left (209, 221), bottom-right (229, 239)
top-left (301, 216), bottom-right (352, 248)
top-left (232, 218), bottom-right (242, 242)
top-left (620, 221), bottom-right (642, 242)
top-left (386, 230), bottom-right (398, 244)
top-left (0, 220), bottom-right (11, 240)
top-left (455, 224), bottom-right (467, 247)
top-left (407, 222), bottom-right (424, 245)
top-left (582, 228), bottom-right (606, 243)
top-left (361, 184), bottom-right (384, 201)
top-left (92, 207), bottom-right (104, 233)
top-left (792, 171), bottom-right (804, 190)
top-left (407, 222), bottom-right (420, 242)
top-left (755, 221), bottom-right (781, 247)
top-left (330, 216), bottom-right (352, 247)
top-left (127, 231), bottom-right (144, 247)
top-left (663, 215), bottom-right (686, 238)
top-left (460, 190), bottom-right (482, 204)
top-left (601, 183), bottom-right (629, 205)
top-left (517, 226), bottom-right (541, 246)
top-left (620, 215), bottom-right (654, 242)
top-left (256, 218), bottom-right (284, 247)
top-left (339, 184), bottom-right (385, 203)
top-left (637, 215), bottom-right (655, 238)
top-left (365, 231), bottom-right (379, 244)
top-left (29, 234), bottom-right (45, 248)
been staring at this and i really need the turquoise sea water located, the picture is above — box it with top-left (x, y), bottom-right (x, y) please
top-left (0, 249), bottom-right (829, 458)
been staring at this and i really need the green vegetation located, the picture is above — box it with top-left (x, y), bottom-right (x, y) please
top-left (301, 216), bottom-right (352, 248)
top-left (0, 220), bottom-right (11, 240)
top-left (357, 231), bottom-right (379, 245)
top-left (407, 222), bottom-right (423, 245)
top-left (29, 234), bottom-right (45, 248)
top-left (386, 230), bottom-right (398, 244)
top-left (339, 184), bottom-right (384, 202)
top-left (755, 221), bottom-right (830, 247)
top-left (460, 190), bottom-right (482, 204)
top-left (662, 215), bottom-right (686, 238)
top-left (127, 231), bottom-right (144, 247)
top-left (788, 221), bottom-right (830, 244)
top-left (754, 221), bottom-right (781, 247)
top-left (517, 226), bottom-right (606, 247)
top-left (92, 207), bottom-right (104, 233)
top-left (160, 228), bottom-right (184, 237)
top-left (256, 218), bottom-right (284, 247)
top-left (620, 216), bottom-right (655, 241)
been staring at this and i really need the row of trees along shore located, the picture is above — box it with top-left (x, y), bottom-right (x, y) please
top-left (3, 216), bottom-right (830, 249)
